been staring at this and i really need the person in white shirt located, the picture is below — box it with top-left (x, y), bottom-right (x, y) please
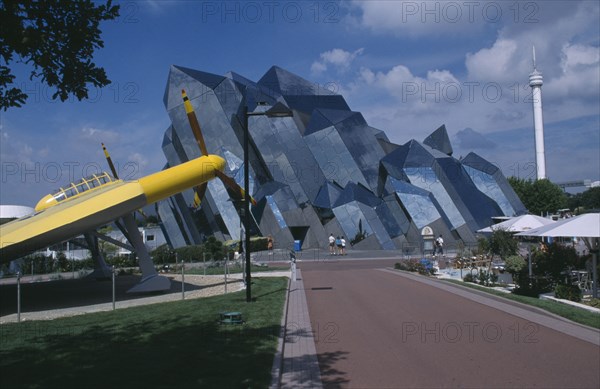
top-left (328, 233), bottom-right (335, 255)
top-left (435, 235), bottom-right (444, 256)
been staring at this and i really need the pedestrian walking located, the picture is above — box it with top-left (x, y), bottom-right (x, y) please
top-left (329, 233), bottom-right (335, 255)
top-left (435, 235), bottom-right (444, 256)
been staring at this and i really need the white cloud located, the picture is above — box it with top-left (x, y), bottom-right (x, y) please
top-left (310, 61), bottom-right (327, 75)
top-left (322, 48), bottom-right (364, 66)
top-left (351, 64), bottom-right (460, 115)
top-left (311, 48), bottom-right (364, 75)
top-left (0, 113), bottom-right (166, 206)
top-left (79, 127), bottom-right (120, 143)
top-left (546, 43), bottom-right (600, 100)
top-left (460, 1), bottom-right (600, 115)
top-left (0, 131), bottom-right (34, 166)
top-left (351, 0), bottom-right (600, 140)
top-left (128, 152), bottom-right (149, 172)
top-left (465, 39), bottom-right (518, 83)
top-left (348, 0), bottom-right (490, 36)
top-left (561, 43), bottom-right (600, 70)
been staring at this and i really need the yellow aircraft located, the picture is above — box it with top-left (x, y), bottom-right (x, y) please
top-left (0, 90), bottom-right (250, 292)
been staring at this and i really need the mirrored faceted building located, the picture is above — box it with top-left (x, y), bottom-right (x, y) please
top-left (157, 65), bottom-right (526, 251)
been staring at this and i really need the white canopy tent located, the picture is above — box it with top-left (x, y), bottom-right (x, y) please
top-left (478, 214), bottom-right (555, 233)
top-left (516, 213), bottom-right (600, 298)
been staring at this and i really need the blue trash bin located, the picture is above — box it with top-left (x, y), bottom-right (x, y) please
top-left (294, 240), bottom-right (302, 252)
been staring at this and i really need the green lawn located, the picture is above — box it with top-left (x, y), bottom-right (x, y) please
top-left (443, 279), bottom-right (600, 329)
top-left (185, 264), bottom-right (289, 276)
top-left (0, 277), bottom-right (288, 389)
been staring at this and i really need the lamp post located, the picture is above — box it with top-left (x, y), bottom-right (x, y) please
top-left (243, 102), bottom-right (293, 302)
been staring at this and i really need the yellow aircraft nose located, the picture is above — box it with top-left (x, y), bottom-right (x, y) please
top-left (35, 194), bottom-right (59, 212)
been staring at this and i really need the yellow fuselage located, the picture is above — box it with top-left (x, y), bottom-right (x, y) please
top-left (0, 155), bottom-right (225, 262)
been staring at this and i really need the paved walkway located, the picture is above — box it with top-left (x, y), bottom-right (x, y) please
top-left (273, 269), bottom-right (323, 388)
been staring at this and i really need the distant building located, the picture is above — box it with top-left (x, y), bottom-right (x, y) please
top-left (157, 65), bottom-right (526, 252)
top-left (0, 205), bottom-right (34, 225)
top-left (106, 225), bottom-right (167, 256)
top-left (22, 226), bottom-right (166, 261)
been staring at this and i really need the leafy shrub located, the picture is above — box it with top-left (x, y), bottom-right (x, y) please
top-left (532, 243), bottom-right (578, 285)
top-left (505, 255), bottom-right (527, 277)
top-left (106, 255), bottom-right (138, 268)
top-left (394, 259), bottom-right (434, 276)
top-left (463, 273), bottom-right (476, 283)
top-left (477, 269), bottom-right (498, 287)
top-left (417, 259), bottom-right (435, 275)
top-left (512, 274), bottom-right (553, 297)
top-left (394, 262), bottom-right (409, 271)
top-left (588, 299), bottom-right (600, 308)
top-left (555, 284), bottom-right (582, 302)
top-left (463, 270), bottom-right (498, 286)
top-left (250, 237), bottom-right (268, 252)
top-left (224, 236), bottom-right (268, 254)
top-left (176, 245), bottom-right (207, 262)
top-left (203, 236), bottom-right (226, 260)
top-left (151, 244), bottom-right (175, 264)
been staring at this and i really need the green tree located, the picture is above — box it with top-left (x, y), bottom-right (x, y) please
top-left (533, 243), bottom-right (578, 285)
top-left (508, 177), bottom-right (567, 215)
top-left (175, 245), bottom-right (204, 262)
top-left (204, 236), bottom-right (225, 260)
top-left (581, 187), bottom-right (600, 210)
top-left (55, 251), bottom-right (69, 272)
top-left (567, 187), bottom-right (600, 213)
top-left (0, 0), bottom-right (119, 110)
top-left (567, 192), bottom-right (583, 213)
top-left (507, 176), bottom-right (530, 206)
top-left (143, 215), bottom-right (159, 226)
top-left (504, 255), bottom-right (526, 278)
top-left (488, 229), bottom-right (518, 260)
top-left (151, 244), bottom-right (174, 265)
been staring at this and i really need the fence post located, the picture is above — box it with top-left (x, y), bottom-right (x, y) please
top-left (112, 266), bottom-right (116, 311)
top-left (17, 272), bottom-right (21, 323)
top-left (181, 258), bottom-right (185, 300)
top-left (224, 256), bottom-right (228, 294)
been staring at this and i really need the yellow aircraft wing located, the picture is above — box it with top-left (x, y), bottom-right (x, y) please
top-left (0, 155), bottom-right (225, 262)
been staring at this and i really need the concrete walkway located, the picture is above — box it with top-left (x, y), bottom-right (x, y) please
top-left (272, 269), bottom-right (323, 388)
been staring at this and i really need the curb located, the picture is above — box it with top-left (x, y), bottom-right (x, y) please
top-left (540, 293), bottom-right (600, 314)
top-left (270, 277), bottom-right (291, 388)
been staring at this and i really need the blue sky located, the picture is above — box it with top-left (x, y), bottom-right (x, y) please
top-left (1, 0), bottom-right (599, 207)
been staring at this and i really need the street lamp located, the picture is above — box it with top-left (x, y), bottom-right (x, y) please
top-left (243, 102), bottom-right (293, 302)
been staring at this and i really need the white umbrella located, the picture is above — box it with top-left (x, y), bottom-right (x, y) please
top-left (516, 213), bottom-right (600, 298)
top-left (478, 214), bottom-right (555, 233)
top-left (516, 213), bottom-right (600, 238)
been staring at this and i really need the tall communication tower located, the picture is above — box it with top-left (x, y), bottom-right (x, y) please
top-left (529, 46), bottom-right (546, 180)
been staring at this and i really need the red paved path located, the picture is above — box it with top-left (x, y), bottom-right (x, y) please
top-left (301, 259), bottom-right (600, 389)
